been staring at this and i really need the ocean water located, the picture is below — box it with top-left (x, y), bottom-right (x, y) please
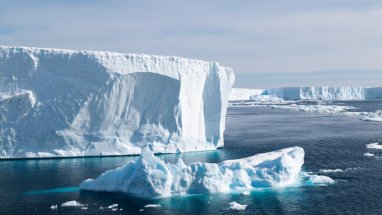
top-left (1, 101), bottom-right (382, 214)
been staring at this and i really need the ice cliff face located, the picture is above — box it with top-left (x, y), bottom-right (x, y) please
top-left (0, 46), bottom-right (235, 158)
top-left (264, 87), bottom-right (382, 100)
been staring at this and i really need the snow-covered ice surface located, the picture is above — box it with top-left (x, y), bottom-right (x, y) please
top-left (0, 46), bottom-right (234, 158)
top-left (229, 202), bottom-right (247, 210)
top-left (80, 146), bottom-right (334, 198)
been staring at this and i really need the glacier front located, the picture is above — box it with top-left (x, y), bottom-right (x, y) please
top-left (0, 46), bottom-right (234, 158)
top-left (80, 146), bottom-right (305, 198)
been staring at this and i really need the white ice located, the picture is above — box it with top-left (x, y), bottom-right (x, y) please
top-left (229, 202), bottom-right (247, 210)
top-left (366, 143), bottom-right (382, 150)
top-left (319, 169), bottom-right (344, 173)
top-left (305, 175), bottom-right (335, 185)
top-left (61, 200), bottom-right (85, 207)
top-left (80, 146), bottom-right (305, 198)
top-left (228, 88), bottom-right (265, 101)
top-left (0, 46), bottom-right (234, 158)
top-left (50, 205), bottom-right (58, 210)
top-left (364, 152), bottom-right (375, 157)
top-left (318, 167), bottom-right (360, 173)
top-left (144, 204), bottom-right (161, 208)
top-left (264, 86), bottom-right (382, 101)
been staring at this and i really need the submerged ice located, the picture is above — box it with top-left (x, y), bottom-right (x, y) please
top-left (80, 147), bottom-right (305, 198)
top-left (0, 46), bottom-right (234, 158)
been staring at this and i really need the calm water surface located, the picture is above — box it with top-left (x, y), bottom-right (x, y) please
top-left (1, 101), bottom-right (382, 214)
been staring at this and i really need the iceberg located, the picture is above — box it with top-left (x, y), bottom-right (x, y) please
top-left (0, 46), bottom-right (234, 158)
top-left (305, 175), bottom-right (335, 185)
top-left (79, 146), bottom-right (304, 199)
top-left (228, 88), bottom-right (264, 101)
top-left (366, 142), bottom-right (382, 150)
top-left (264, 86), bottom-right (382, 101)
top-left (229, 202), bottom-right (247, 210)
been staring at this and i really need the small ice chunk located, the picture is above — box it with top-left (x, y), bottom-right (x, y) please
top-left (241, 191), bottom-right (250, 196)
top-left (364, 152), bottom-right (375, 157)
top-left (139, 209), bottom-right (144, 212)
top-left (144, 204), bottom-right (161, 208)
top-left (319, 169), bottom-right (344, 173)
top-left (111, 208), bottom-right (118, 211)
top-left (80, 207), bottom-right (88, 210)
top-left (61, 200), bottom-right (85, 207)
top-left (107, 204), bottom-right (118, 208)
top-left (50, 205), bottom-right (57, 210)
top-left (306, 175), bottom-right (335, 185)
top-left (229, 202), bottom-right (247, 210)
top-left (366, 143), bottom-right (382, 150)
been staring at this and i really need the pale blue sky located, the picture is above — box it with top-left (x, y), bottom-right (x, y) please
top-left (1, 0), bottom-right (381, 87)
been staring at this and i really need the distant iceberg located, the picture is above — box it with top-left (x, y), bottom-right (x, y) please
top-left (80, 147), bottom-right (305, 198)
top-left (0, 46), bottom-right (234, 158)
top-left (229, 86), bottom-right (382, 101)
top-left (228, 88), bottom-right (264, 101)
top-left (264, 86), bottom-right (382, 100)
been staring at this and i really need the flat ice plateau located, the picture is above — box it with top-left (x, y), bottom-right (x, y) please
top-left (0, 46), bottom-right (234, 158)
top-left (80, 146), bottom-right (334, 198)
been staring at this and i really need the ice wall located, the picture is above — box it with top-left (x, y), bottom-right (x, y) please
top-left (0, 46), bottom-right (235, 158)
top-left (264, 87), bottom-right (382, 100)
top-left (228, 88), bottom-right (264, 101)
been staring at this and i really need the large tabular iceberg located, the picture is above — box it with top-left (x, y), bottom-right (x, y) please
top-left (0, 46), bottom-right (234, 158)
top-left (80, 146), bottom-right (304, 198)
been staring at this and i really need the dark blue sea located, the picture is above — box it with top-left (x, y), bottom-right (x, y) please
top-left (1, 101), bottom-right (382, 215)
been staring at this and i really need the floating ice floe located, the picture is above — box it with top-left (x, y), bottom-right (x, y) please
top-left (80, 146), bottom-right (334, 198)
top-left (366, 143), bottom-right (382, 150)
top-left (305, 175), bottom-right (335, 186)
top-left (364, 152), bottom-right (375, 157)
top-left (362, 110), bottom-right (382, 122)
top-left (144, 204), bottom-right (161, 208)
top-left (61, 200), bottom-right (86, 207)
top-left (318, 167), bottom-right (360, 173)
top-left (229, 202), bottom-right (247, 210)
top-left (50, 205), bottom-right (58, 210)
top-left (107, 204), bottom-right (118, 209)
top-left (319, 169), bottom-right (344, 173)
